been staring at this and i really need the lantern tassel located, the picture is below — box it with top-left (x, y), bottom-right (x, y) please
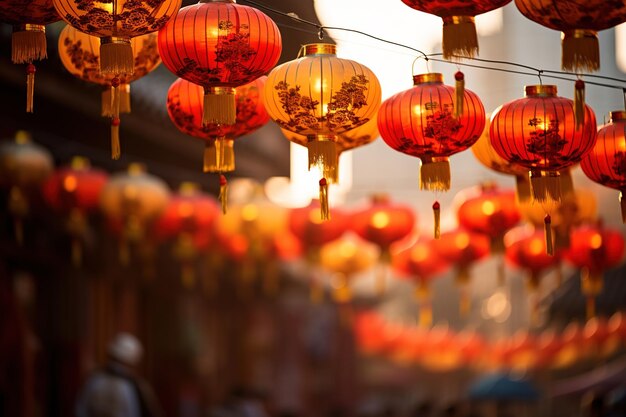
top-left (574, 79), bottom-right (585, 130)
top-left (620, 191), bottom-right (626, 224)
top-left (454, 71), bottom-right (464, 118)
top-left (559, 170), bottom-right (574, 197)
top-left (203, 142), bottom-right (216, 173)
top-left (119, 84), bottom-right (131, 114)
top-left (415, 283), bottom-right (432, 327)
top-left (218, 174), bottom-right (228, 215)
top-left (442, 16), bottom-right (478, 59)
top-left (307, 139), bottom-right (338, 183)
top-left (101, 87), bottom-right (112, 117)
top-left (562, 30), bottom-right (599, 72)
top-left (12, 26), bottom-right (47, 64)
top-left (531, 171), bottom-right (561, 203)
top-left (433, 201), bottom-right (441, 239)
top-left (100, 38), bottom-right (134, 75)
top-left (26, 64), bottom-right (35, 113)
top-left (71, 238), bottom-right (82, 268)
top-left (203, 88), bottom-right (236, 125)
top-left (420, 158), bottom-right (450, 191)
top-left (319, 178), bottom-right (330, 221)
top-left (515, 174), bottom-right (532, 204)
top-left (111, 117), bottom-right (121, 160)
top-left (544, 214), bottom-right (554, 256)
top-left (376, 249), bottom-right (391, 296)
top-left (203, 139), bottom-right (235, 173)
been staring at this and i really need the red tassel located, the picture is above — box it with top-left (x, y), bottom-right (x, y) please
top-left (218, 174), bottom-right (228, 215)
top-left (433, 201), bottom-right (441, 239)
top-left (26, 63), bottom-right (35, 113)
top-left (454, 71), bottom-right (464, 119)
top-left (574, 79), bottom-right (585, 130)
top-left (544, 214), bottom-right (554, 256)
top-left (319, 178), bottom-right (330, 221)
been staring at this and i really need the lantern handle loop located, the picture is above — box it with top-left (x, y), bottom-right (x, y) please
top-left (296, 44), bottom-right (306, 59)
top-left (318, 27), bottom-right (325, 40)
top-left (537, 70), bottom-right (544, 85)
top-left (411, 55), bottom-right (430, 77)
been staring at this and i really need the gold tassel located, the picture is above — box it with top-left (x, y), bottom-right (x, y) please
top-left (203, 139), bottom-right (236, 173)
top-left (620, 191), bottom-right (625, 224)
top-left (454, 71), bottom-right (464, 118)
top-left (559, 169), bottom-right (574, 197)
top-left (574, 79), bottom-right (585, 130)
top-left (307, 138), bottom-right (338, 183)
top-left (420, 158), bottom-right (451, 191)
top-left (203, 142), bottom-right (217, 173)
top-left (203, 87), bottom-right (236, 125)
top-left (319, 178), bottom-right (330, 221)
top-left (218, 174), bottom-right (228, 215)
top-left (442, 16), bottom-right (478, 59)
top-left (376, 249), bottom-right (391, 296)
top-left (119, 84), bottom-right (131, 114)
top-left (110, 117), bottom-right (121, 160)
top-left (544, 214), bottom-right (554, 256)
top-left (415, 282), bottom-right (432, 327)
top-left (515, 174), bottom-right (532, 204)
top-left (561, 30), bottom-right (599, 72)
top-left (100, 37), bottom-right (134, 75)
top-left (101, 87), bottom-right (112, 117)
top-left (432, 201), bottom-right (440, 239)
top-left (531, 171), bottom-right (561, 203)
top-left (71, 238), bottom-right (82, 268)
top-left (456, 266), bottom-right (471, 317)
top-left (11, 25), bottom-right (47, 64)
top-left (26, 64), bottom-right (35, 113)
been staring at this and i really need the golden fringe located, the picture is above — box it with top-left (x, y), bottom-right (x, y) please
top-left (203, 92), bottom-right (236, 125)
top-left (620, 191), bottom-right (625, 224)
top-left (12, 29), bottom-right (47, 64)
top-left (420, 159), bottom-right (451, 191)
top-left (574, 80), bottom-right (585, 130)
top-left (119, 84), bottom-right (131, 114)
top-left (101, 87), bottom-right (112, 117)
top-left (307, 140), bottom-right (338, 182)
top-left (203, 142), bottom-right (216, 173)
top-left (319, 178), bottom-right (330, 221)
top-left (454, 71), bottom-right (464, 118)
top-left (376, 249), bottom-right (391, 296)
top-left (531, 172), bottom-right (561, 203)
top-left (515, 174), bottom-right (532, 204)
top-left (100, 41), bottom-right (134, 75)
top-left (562, 32), bottom-right (599, 72)
top-left (442, 19), bottom-right (478, 60)
top-left (218, 175), bottom-right (228, 215)
top-left (26, 64), bottom-right (35, 113)
top-left (544, 215), bottom-right (554, 256)
top-left (111, 83), bottom-right (120, 119)
top-left (432, 201), bottom-right (440, 239)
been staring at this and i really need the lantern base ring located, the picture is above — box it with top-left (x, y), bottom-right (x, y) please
top-left (12, 24), bottom-right (46, 64)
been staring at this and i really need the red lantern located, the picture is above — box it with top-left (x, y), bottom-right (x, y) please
top-left (581, 110), bottom-right (626, 223)
top-left (515, 0), bottom-right (626, 72)
top-left (563, 224), bottom-right (625, 319)
top-left (379, 72), bottom-right (485, 237)
top-left (432, 228), bottom-right (490, 316)
top-left (351, 194), bottom-right (416, 294)
top-left (158, 0), bottom-right (281, 126)
top-left (400, 0), bottom-right (511, 59)
top-left (0, 0), bottom-right (60, 112)
top-left (42, 156), bottom-right (108, 266)
top-left (393, 238), bottom-right (450, 327)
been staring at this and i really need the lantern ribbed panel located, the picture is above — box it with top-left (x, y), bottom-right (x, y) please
top-left (515, 0), bottom-right (626, 32)
top-left (158, 2), bottom-right (281, 88)
top-left (351, 197), bottom-right (415, 249)
top-left (401, 0), bottom-right (511, 17)
top-left (581, 114), bottom-right (626, 193)
top-left (472, 118), bottom-right (528, 177)
top-left (0, 0), bottom-right (59, 25)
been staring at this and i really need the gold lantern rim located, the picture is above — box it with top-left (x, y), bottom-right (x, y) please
top-left (303, 43), bottom-right (337, 56)
top-left (609, 110), bottom-right (626, 122)
top-left (413, 73), bottom-right (443, 85)
top-left (525, 85), bottom-right (557, 97)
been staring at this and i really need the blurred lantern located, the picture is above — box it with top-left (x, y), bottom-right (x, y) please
top-left (515, 0), bottom-right (626, 72)
top-left (351, 194), bottom-right (416, 295)
top-left (551, 323), bottom-right (583, 369)
top-left (393, 238), bottom-right (451, 327)
top-left (264, 43), bottom-right (381, 219)
top-left (471, 116), bottom-right (532, 203)
top-left (288, 201), bottom-right (349, 302)
top-left (503, 330), bottom-right (540, 372)
top-left (432, 228), bottom-right (490, 316)
top-left (581, 110), bottom-right (626, 223)
top-left (0, 131), bottom-right (53, 245)
top-left (0, 0), bottom-right (60, 112)
top-left (582, 317), bottom-right (618, 358)
top-left (53, 0), bottom-right (179, 75)
top-left (400, 0), bottom-right (511, 59)
top-left (319, 234), bottom-right (378, 305)
top-left (99, 163), bottom-right (170, 265)
top-left (58, 25), bottom-right (161, 159)
top-left (563, 224), bottom-right (625, 319)
top-left (158, 0), bottom-right (281, 126)
top-left (42, 156), bottom-right (108, 266)
top-left (419, 325), bottom-right (470, 372)
top-left (378, 72), bottom-right (486, 238)
top-left (153, 182), bottom-right (219, 288)
top-left (505, 227), bottom-right (560, 324)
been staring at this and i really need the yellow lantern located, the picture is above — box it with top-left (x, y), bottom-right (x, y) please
top-left (264, 43), bottom-right (381, 219)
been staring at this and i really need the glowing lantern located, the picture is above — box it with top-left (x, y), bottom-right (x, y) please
top-left (581, 110), bottom-right (626, 223)
top-left (0, 131), bottom-right (53, 245)
top-left (58, 25), bottom-right (161, 159)
top-left (42, 157), bottom-right (108, 266)
top-left (158, 0), bottom-right (281, 126)
top-left (432, 228), bottom-right (490, 316)
top-left (99, 163), bottom-right (170, 264)
top-left (53, 0), bottom-right (180, 75)
top-left (515, 0), bottom-right (626, 72)
top-left (153, 182), bottom-right (219, 287)
top-left (378, 72), bottom-right (485, 237)
top-left (563, 224), bottom-right (625, 319)
top-left (400, 0), bottom-right (511, 59)
top-left (551, 323), bottom-right (583, 369)
top-left (351, 194), bottom-right (416, 295)
top-left (393, 238), bottom-right (451, 326)
top-left (503, 331), bottom-right (541, 371)
top-left (0, 0), bottom-right (60, 112)
top-left (264, 43), bottom-right (381, 219)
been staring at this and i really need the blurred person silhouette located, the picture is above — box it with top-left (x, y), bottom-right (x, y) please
top-left (411, 401), bottom-right (433, 417)
top-left (75, 333), bottom-right (161, 417)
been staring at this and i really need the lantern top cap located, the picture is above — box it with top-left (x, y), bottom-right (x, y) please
top-left (303, 43), bottom-right (336, 56)
top-left (525, 85), bottom-right (557, 97)
top-left (413, 73), bottom-right (443, 86)
top-left (179, 182), bottom-right (200, 195)
top-left (609, 110), bottom-right (626, 122)
top-left (127, 163), bottom-right (146, 175)
top-left (370, 193), bottom-right (390, 204)
top-left (70, 156), bottom-right (90, 170)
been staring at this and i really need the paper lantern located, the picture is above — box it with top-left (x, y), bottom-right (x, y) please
top-left (351, 194), bottom-right (416, 294)
top-left (264, 43), bottom-right (381, 219)
top-left (54, 0), bottom-right (180, 74)
top-left (158, 0), bottom-right (281, 126)
top-left (58, 24), bottom-right (161, 159)
top-left (42, 156), bottom-right (108, 266)
top-left (400, 0), bottom-right (511, 59)
top-left (581, 110), bottom-right (626, 223)
top-left (379, 72), bottom-right (485, 237)
top-left (0, 0), bottom-right (60, 112)
top-left (432, 228), bottom-right (490, 316)
top-left (563, 224), bottom-right (625, 319)
top-left (0, 131), bottom-right (53, 245)
top-left (515, 0), bottom-right (626, 72)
